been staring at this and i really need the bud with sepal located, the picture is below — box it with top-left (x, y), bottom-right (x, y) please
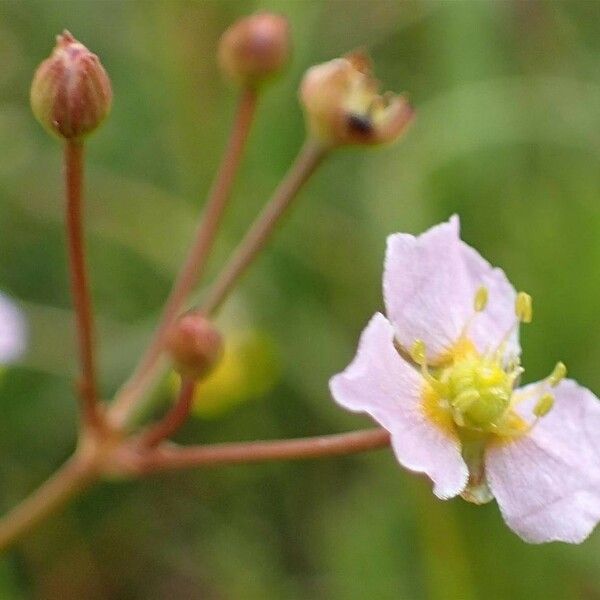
top-left (30, 31), bottom-right (112, 140)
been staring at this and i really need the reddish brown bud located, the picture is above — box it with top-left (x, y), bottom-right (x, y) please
top-left (218, 12), bottom-right (291, 88)
top-left (300, 52), bottom-right (414, 148)
top-left (30, 31), bottom-right (112, 140)
top-left (166, 313), bottom-right (224, 380)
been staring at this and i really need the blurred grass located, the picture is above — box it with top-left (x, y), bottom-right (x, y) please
top-left (1, 1), bottom-right (600, 598)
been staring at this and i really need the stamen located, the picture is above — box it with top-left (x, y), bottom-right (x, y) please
top-left (457, 287), bottom-right (489, 344)
top-left (515, 292), bottom-right (533, 324)
top-left (410, 339), bottom-right (445, 394)
top-left (474, 286), bottom-right (488, 312)
top-left (507, 365), bottom-right (524, 387)
top-left (492, 325), bottom-right (517, 363)
top-left (548, 361), bottom-right (567, 387)
top-left (533, 393), bottom-right (554, 418)
top-left (410, 339), bottom-right (426, 365)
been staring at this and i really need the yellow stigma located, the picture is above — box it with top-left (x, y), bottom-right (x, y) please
top-left (533, 393), bottom-right (554, 418)
top-left (548, 361), bottom-right (567, 387)
top-left (474, 286), bottom-right (488, 312)
top-left (442, 353), bottom-right (513, 431)
top-left (515, 292), bottom-right (533, 323)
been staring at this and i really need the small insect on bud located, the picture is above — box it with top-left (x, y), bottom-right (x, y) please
top-left (30, 30), bottom-right (112, 140)
top-left (218, 12), bottom-right (291, 88)
top-left (299, 51), bottom-right (414, 148)
top-left (166, 313), bottom-right (224, 381)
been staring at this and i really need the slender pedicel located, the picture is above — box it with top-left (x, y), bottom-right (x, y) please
top-left (64, 140), bottom-right (103, 430)
top-left (31, 32), bottom-right (112, 430)
top-left (135, 428), bottom-right (390, 473)
top-left (111, 88), bottom-right (258, 426)
top-left (201, 140), bottom-right (328, 316)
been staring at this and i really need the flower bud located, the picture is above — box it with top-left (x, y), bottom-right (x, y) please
top-left (166, 313), bottom-right (224, 380)
top-left (30, 31), bottom-right (112, 140)
top-left (218, 13), bottom-right (291, 88)
top-left (300, 52), bottom-right (414, 148)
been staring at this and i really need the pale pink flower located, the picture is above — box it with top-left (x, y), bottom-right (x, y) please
top-left (0, 293), bottom-right (26, 364)
top-left (330, 216), bottom-right (600, 543)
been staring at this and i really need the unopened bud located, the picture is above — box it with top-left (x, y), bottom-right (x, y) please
top-left (166, 313), bottom-right (224, 380)
top-left (30, 31), bottom-right (112, 140)
top-left (300, 52), bottom-right (414, 148)
top-left (218, 12), bottom-right (291, 88)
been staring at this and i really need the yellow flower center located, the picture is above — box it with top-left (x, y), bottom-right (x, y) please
top-left (414, 289), bottom-right (564, 440)
top-left (420, 344), bottom-right (522, 437)
top-left (443, 352), bottom-right (514, 431)
top-left (410, 289), bottom-right (566, 504)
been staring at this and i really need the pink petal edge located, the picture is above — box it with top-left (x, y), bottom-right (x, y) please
top-left (486, 379), bottom-right (600, 543)
top-left (329, 312), bottom-right (468, 499)
top-left (383, 215), bottom-right (520, 362)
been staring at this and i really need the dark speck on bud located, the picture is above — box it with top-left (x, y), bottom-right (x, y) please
top-left (300, 51), bottom-right (414, 148)
top-left (30, 30), bottom-right (112, 140)
top-left (218, 12), bottom-right (291, 88)
top-left (166, 313), bottom-right (224, 381)
top-left (347, 113), bottom-right (374, 136)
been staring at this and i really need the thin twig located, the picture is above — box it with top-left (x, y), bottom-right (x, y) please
top-left (111, 89), bottom-right (258, 427)
top-left (137, 379), bottom-right (197, 447)
top-left (201, 139), bottom-right (327, 316)
top-left (137, 428), bottom-right (390, 473)
top-left (65, 140), bottom-right (102, 430)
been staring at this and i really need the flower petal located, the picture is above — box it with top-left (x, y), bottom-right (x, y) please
top-left (0, 293), bottom-right (26, 364)
top-left (383, 216), bottom-right (520, 362)
top-left (460, 241), bottom-right (519, 359)
top-left (486, 379), bottom-right (600, 543)
top-left (330, 312), bottom-right (468, 499)
top-left (383, 216), bottom-right (470, 362)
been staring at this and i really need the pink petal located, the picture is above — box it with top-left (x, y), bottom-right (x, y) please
top-left (0, 293), bottom-right (26, 364)
top-left (486, 379), bottom-right (600, 543)
top-left (383, 216), bottom-right (519, 362)
top-left (330, 313), bottom-right (468, 499)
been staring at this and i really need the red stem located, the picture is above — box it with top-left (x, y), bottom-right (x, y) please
top-left (65, 140), bottom-right (102, 430)
top-left (138, 379), bottom-right (197, 447)
top-left (137, 428), bottom-right (390, 473)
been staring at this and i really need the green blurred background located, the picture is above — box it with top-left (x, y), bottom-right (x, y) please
top-left (1, 1), bottom-right (600, 598)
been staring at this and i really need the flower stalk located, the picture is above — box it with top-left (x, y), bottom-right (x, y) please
top-left (0, 455), bottom-right (97, 553)
top-left (137, 379), bottom-right (197, 448)
top-left (65, 139), bottom-right (103, 431)
top-left (135, 428), bottom-right (390, 473)
top-left (201, 139), bottom-right (328, 316)
top-left (111, 89), bottom-right (258, 426)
